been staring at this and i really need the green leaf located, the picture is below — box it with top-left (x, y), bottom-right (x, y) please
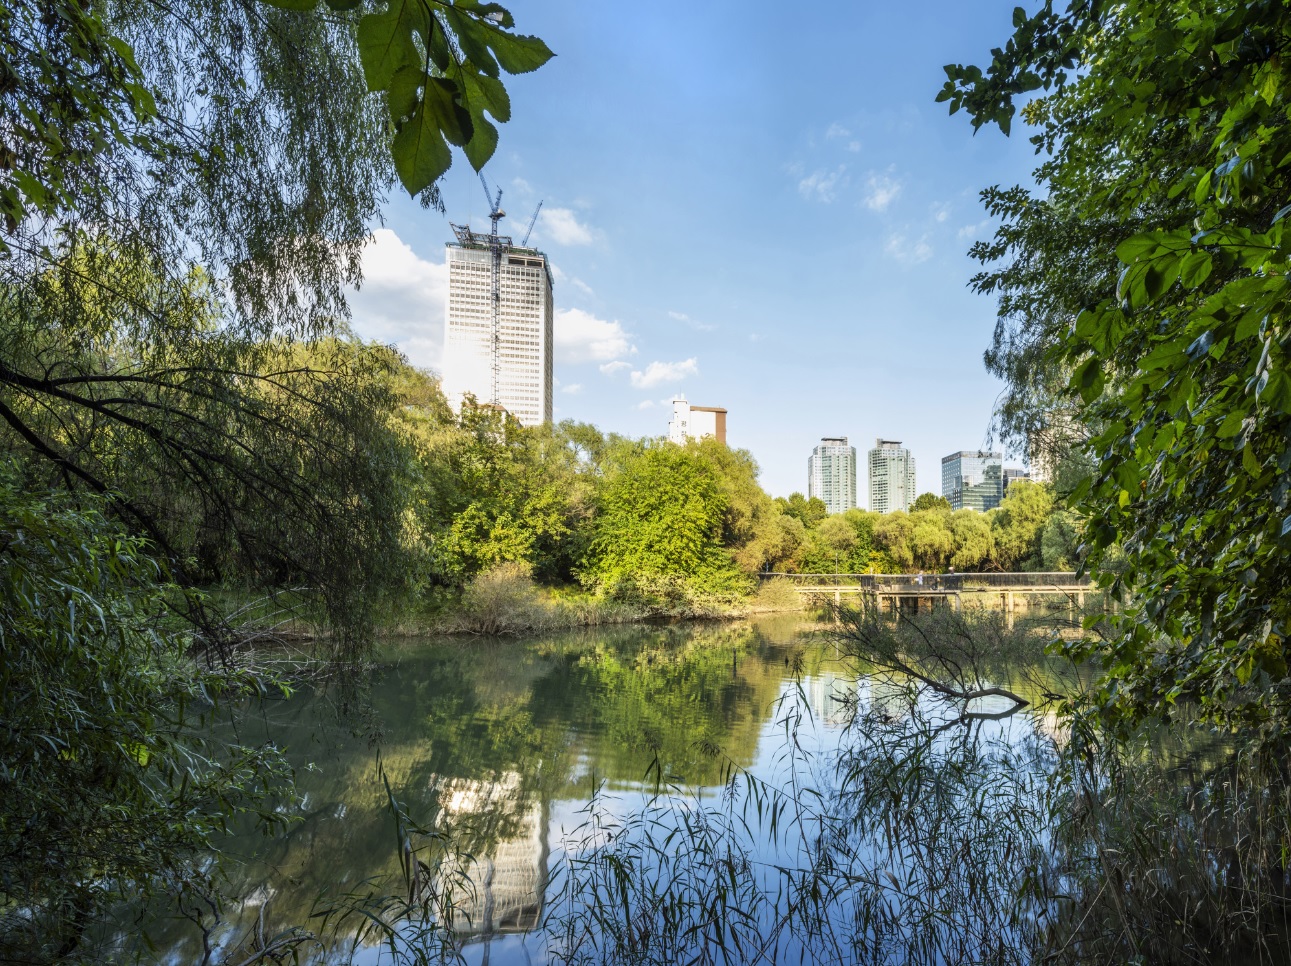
top-left (476, 22), bottom-right (555, 74)
top-left (462, 112), bottom-right (498, 171)
top-left (357, 1), bottom-right (430, 93)
top-left (258, 0), bottom-right (319, 8)
top-left (458, 69), bottom-right (509, 170)
top-left (462, 69), bottom-right (511, 123)
top-left (443, 8), bottom-right (500, 77)
top-left (421, 77), bottom-right (473, 147)
top-left (1138, 341), bottom-right (1185, 371)
top-left (1143, 256), bottom-right (1181, 302)
top-left (1215, 410), bottom-right (1245, 438)
top-left (386, 66), bottom-right (423, 123)
top-left (1115, 234), bottom-right (1160, 264)
top-left (1242, 443), bottom-right (1261, 478)
top-left (392, 97), bottom-right (454, 196)
top-left (1074, 356), bottom-right (1106, 403)
top-left (1179, 250), bottom-right (1213, 289)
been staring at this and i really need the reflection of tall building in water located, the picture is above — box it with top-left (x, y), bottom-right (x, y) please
top-left (429, 773), bottom-right (548, 940)
top-left (941, 451), bottom-right (1004, 512)
top-left (805, 673), bottom-right (855, 728)
top-left (867, 677), bottom-right (915, 722)
top-left (442, 225), bottom-right (554, 427)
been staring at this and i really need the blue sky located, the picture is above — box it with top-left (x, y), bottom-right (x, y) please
top-left (348, 1), bottom-right (1045, 500)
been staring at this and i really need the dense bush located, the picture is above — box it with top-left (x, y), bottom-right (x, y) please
top-left (0, 468), bottom-right (286, 960)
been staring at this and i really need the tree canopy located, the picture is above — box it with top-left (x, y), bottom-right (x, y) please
top-left (1, 0), bottom-right (552, 648)
top-left (944, 0), bottom-right (1291, 734)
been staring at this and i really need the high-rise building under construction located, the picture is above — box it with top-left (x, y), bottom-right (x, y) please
top-left (442, 224), bottom-right (554, 427)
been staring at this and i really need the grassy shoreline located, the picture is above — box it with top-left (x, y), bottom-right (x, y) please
top-left (211, 571), bottom-right (807, 644)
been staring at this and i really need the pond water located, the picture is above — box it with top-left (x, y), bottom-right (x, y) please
top-left (128, 614), bottom-right (1063, 965)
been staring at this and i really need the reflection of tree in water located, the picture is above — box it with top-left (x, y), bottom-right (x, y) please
top-left (528, 622), bottom-right (796, 788)
top-left (126, 619), bottom-right (814, 962)
top-left (551, 608), bottom-right (1063, 965)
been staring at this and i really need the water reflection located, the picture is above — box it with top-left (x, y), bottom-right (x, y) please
top-left (126, 613), bottom-right (1066, 964)
top-left (122, 617), bottom-right (829, 960)
top-left (431, 775), bottom-right (547, 938)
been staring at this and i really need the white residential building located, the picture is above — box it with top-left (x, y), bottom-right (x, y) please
top-left (442, 225), bottom-right (554, 427)
top-left (808, 438), bottom-right (857, 515)
top-left (869, 439), bottom-right (917, 513)
top-left (668, 396), bottom-right (727, 444)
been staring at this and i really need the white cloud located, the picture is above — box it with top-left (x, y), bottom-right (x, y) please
top-left (749, 333), bottom-right (762, 342)
top-left (798, 165), bottom-right (849, 203)
top-left (539, 207), bottom-right (595, 246)
top-left (630, 358), bottom-right (699, 389)
top-left (569, 277), bottom-right (595, 296)
top-left (847, 140), bottom-right (862, 154)
top-left (884, 233), bottom-right (934, 264)
top-left (555, 308), bottom-right (635, 364)
top-left (958, 219), bottom-right (992, 240)
top-left (561, 383), bottom-right (583, 395)
top-left (667, 309), bottom-right (715, 332)
top-left (825, 123), bottom-right (851, 140)
top-left (512, 176), bottom-right (533, 193)
top-left (635, 399), bottom-right (656, 410)
top-left (347, 228), bottom-right (448, 371)
top-left (932, 202), bottom-right (951, 223)
top-left (863, 172), bottom-right (902, 212)
top-left (599, 360), bottom-right (631, 375)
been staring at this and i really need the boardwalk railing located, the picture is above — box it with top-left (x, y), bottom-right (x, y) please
top-left (759, 572), bottom-right (1091, 594)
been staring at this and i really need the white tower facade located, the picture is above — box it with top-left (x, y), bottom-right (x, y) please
top-left (868, 439), bottom-right (917, 513)
top-left (442, 226), bottom-right (554, 427)
top-left (668, 396), bottom-right (727, 444)
top-left (808, 438), bottom-right (857, 515)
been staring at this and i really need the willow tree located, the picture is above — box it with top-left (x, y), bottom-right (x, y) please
top-left (943, 0), bottom-right (1291, 735)
top-left (0, 0), bottom-right (552, 647)
top-left (1, 2), bottom-right (552, 956)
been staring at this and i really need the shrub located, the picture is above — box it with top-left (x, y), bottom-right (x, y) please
top-left (0, 468), bottom-right (286, 960)
top-left (454, 562), bottom-right (552, 635)
top-left (753, 577), bottom-right (803, 612)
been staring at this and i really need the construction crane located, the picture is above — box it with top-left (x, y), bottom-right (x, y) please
top-left (478, 172), bottom-right (506, 406)
top-left (520, 200), bottom-right (543, 247)
top-left (479, 170), bottom-right (505, 234)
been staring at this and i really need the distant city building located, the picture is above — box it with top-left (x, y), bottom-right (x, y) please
top-left (668, 396), bottom-right (727, 445)
top-left (808, 438), bottom-right (857, 515)
top-left (942, 451), bottom-right (1004, 512)
top-left (1003, 467), bottom-right (1031, 495)
top-left (868, 439), bottom-right (917, 513)
top-left (442, 224), bottom-right (554, 427)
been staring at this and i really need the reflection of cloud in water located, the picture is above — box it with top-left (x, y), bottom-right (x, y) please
top-left (1028, 708), bottom-right (1069, 749)
top-left (965, 694), bottom-right (1020, 717)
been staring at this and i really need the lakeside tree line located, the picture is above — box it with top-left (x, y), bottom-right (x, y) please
top-left (5, 0), bottom-right (1291, 960)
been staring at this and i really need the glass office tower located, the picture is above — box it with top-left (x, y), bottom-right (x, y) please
top-left (941, 451), bottom-right (1004, 511)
